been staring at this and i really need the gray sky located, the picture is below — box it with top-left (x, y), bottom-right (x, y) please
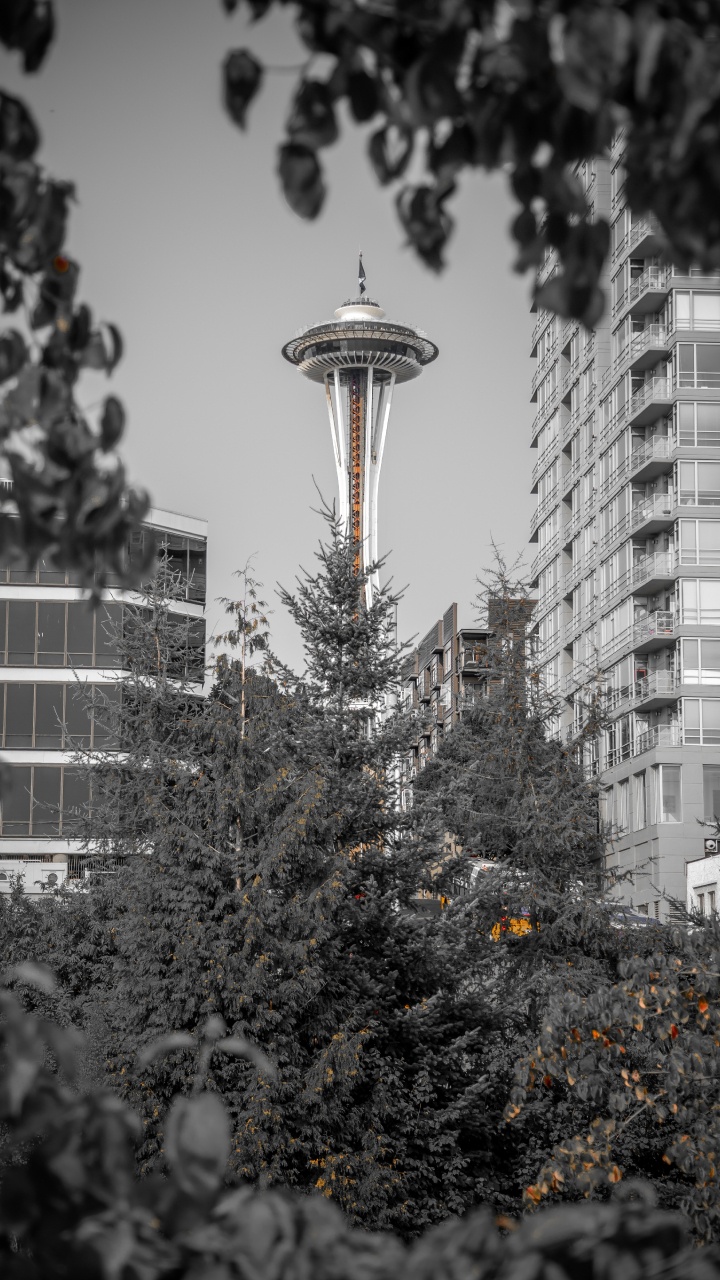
top-left (1, 0), bottom-right (534, 669)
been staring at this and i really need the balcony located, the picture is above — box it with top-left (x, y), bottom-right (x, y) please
top-left (628, 265), bottom-right (671, 315)
top-left (561, 358), bottom-right (580, 398)
top-left (626, 324), bottom-right (670, 371)
top-left (530, 312), bottom-right (554, 358)
top-left (631, 551), bottom-right (676, 596)
top-left (531, 531), bottom-right (561, 581)
top-left (530, 486), bottom-right (559, 540)
top-left (628, 435), bottom-right (672, 483)
top-left (627, 377), bottom-right (673, 426)
top-left (530, 389), bottom-right (560, 442)
top-left (628, 492), bottom-right (674, 536)
top-left (538, 253), bottom-right (559, 287)
top-left (633, 671), bottom-right (678, 710)
top-left (531, 440), bottom-right (561, 492)
top-left (460, 647), bottom-right (489, 672)
top-left (612, 216), bottom-right (664, 265)
top-left (632, 610), bottom-right (675, 652)
top-left (634, 723), bottom-right (681, 756)
top-left (561, 455), bottom-right (582, 496)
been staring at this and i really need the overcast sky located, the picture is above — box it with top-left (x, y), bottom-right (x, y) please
top-left (1, 0), bottom-right (534, 670)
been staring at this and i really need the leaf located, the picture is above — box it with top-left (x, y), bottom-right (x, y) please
top-left (277, 142), bottom-right (325, 219)
top-left (3, 961), bottom-right (56, 993)
top-left (0, 329), bottom-right (27, 384)
top-left (0, 90), bottom-right (40, 160)
top-left (99, 396), bottom-right (126, 451)
top-left (0, 2), bottom-right (55, 73)
top-left (164, 1092), bottom-right (231, 1198)
top-left (286, 80), bottom-right (338, 150)
top-left (347, 70), bottom-right (379, 123)
top-left (368, 124), bottom-right (413, 186)
top-left (223, 49), bottom-right (263, 130)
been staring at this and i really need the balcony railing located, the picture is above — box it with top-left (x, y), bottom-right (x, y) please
top-left (629, 492), bottom-right (674, 534)
top-left (633, 609), bottom-right (675, 648)
top-left (631, 551), bottom-right (676, 591)
top-left (634, 724), bottom-right (681, 756)
top-left (611, 216), bottom-right (664, 265)
top-left (531, 438), bottom-right (561, 491)
top-left (612, 266), bottom-right (671, 320)
top-left (530, 485), bottom-right (560, 538)
top-left (627, 377), bottom-right (673, 425)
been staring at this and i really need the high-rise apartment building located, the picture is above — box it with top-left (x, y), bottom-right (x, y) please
top-left (530, 139), bottom-right (720, 919)
top-left (399, 603), bottom-right (491, 808)
top-left (0, 505), bottom-right (207, 895)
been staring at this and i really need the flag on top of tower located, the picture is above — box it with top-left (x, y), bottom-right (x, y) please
top-left (358, 254), bottom-right (366, 296)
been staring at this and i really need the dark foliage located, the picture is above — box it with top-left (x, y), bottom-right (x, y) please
top-left (222, 0), bottom-right (720, 323)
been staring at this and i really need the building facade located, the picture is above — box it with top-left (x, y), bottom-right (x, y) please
top-left (399, 603), bottom-right (496, 809)
top-left (0, 506), bottom-right (207, 895)
top-left (530, 139), bottom-right (720, 919)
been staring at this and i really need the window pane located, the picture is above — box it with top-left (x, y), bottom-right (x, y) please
top-left (660, 764), bottom-right (682, 822)
top-left (5, 683), bottom-right (33, 747)
top-left (37, 555), bottom-right (66, 585)
top-left (7, 601), bottom-right (35, 664)
top-left (2, 765), bottom-right (31, 834)
top-left (683, 638), bottom-right (699, 682)
top-left (678, 402), bottom-right (696, 445)
top-left (67, 603), bottom-right (94, 666)
top-left (633, 772), bottom-right (647, 830)
top-left (32, 766), bottom-right (61, 835)
top-left (704, 765), bottom-right (720, 823)
top-left (694, 294), bottom-right (720, 325)
top-left (187, 539), bottom-right (206, 603)
top-left (37, 603), bottom-right (65, 666)
top-left (34, 684), bottom-right (64, 749)
top-left (64, 685), bottom-right (92, 748)
top-left (702, 639), bottom-right (720, 683)
top-left (698, 521), bottom-right (720, 562)
top-left (696, 344), bottom-right (720, 387)
top-left (700, 579), bottom-right (720, 623)
top-left (679, 344), bottom-right (695, 375)
top-left (697, 403), bottom-right (720, 447)
top-left (62, 768), bottom-right (90, 835)
top-left (676, 292), bottom-right (691, 322)
top-left (698, 462), bottom-right (720, 504)
top-left (91, 684), bottom-right (120, 748)
top-left (95, 604), bottom-right (122, 667)
top-left (684, 698), bottom-right (701, 743)
top-left (703, 699), bottom-right (720, 744)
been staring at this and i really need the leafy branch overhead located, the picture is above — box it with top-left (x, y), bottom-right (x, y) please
top-left (222, 0), bottom-right (720, 326)
top-left (0, 4), bottom-right (152, 592)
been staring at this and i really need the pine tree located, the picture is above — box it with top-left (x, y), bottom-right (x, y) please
top-left (77, 515), bottom-right (499, 1234)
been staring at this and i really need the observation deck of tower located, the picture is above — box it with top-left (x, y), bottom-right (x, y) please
top-left (282, 260), bottom-right (439, 603)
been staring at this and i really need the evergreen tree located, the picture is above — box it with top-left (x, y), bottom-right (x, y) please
top-left (74, 516), bottom-right (497, 1234)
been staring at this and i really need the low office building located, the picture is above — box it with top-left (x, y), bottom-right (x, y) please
top-left (0, 506), bottom-right (207, 894)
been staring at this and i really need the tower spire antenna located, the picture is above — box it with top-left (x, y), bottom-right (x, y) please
top-left (358, 251), bottom-right (366, 297)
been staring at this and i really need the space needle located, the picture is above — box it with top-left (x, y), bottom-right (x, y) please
top-left (282, 259), bottom-right (439, 604)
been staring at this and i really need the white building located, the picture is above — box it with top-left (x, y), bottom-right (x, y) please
top-left (0, 505), bottom-right (207, 893)
top-left (530, 140), bottom-right (720, 920)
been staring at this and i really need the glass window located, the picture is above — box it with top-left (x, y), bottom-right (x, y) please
top-left (2, 765), bottom-right (31, 834)
top-left (4, 683), bottom-right (33, 748)
top-left (679, 519), bottom-right (720, 564)
top-left (32, 766), bottom-right (61, 835)
top-left (64, 685), bottom-right (92, 748)
top-left (683, 698), bottom-right (720, 744)
top-left (677, 402), bottom-right (720, 447)
top-left (61, 768), bottom-right (90, 834)
top-left (7, 601), bottom-right (35, 665)
top-left (95, 604), bottom-right (122, 667)
top-left (615, 779), bottom-right (629, 835)
top-left (655, 764), bottom-right (682, 822)
top-left (633, 772), bottom-right (647, 830)
top-left (37, 603), bottom-right (65, 666)
top-left (91, 685), bottom-right (120, 748)
top-left (693, 294), bottom-right (720, 327)
top-left (187, 539), bottom-right (206, 604)
top-left (681, 579), bottom-right (720, 624)
top-left (38, 555), bottom-right (66, 586)
top-left (67, 603), bottom-right (94, 666)
top-left (704, 765), bottom-right (720, 823)
top-left (678, 460), bottom-right (720, 505)
top-left (34, 684), bottom-right (64, 749)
